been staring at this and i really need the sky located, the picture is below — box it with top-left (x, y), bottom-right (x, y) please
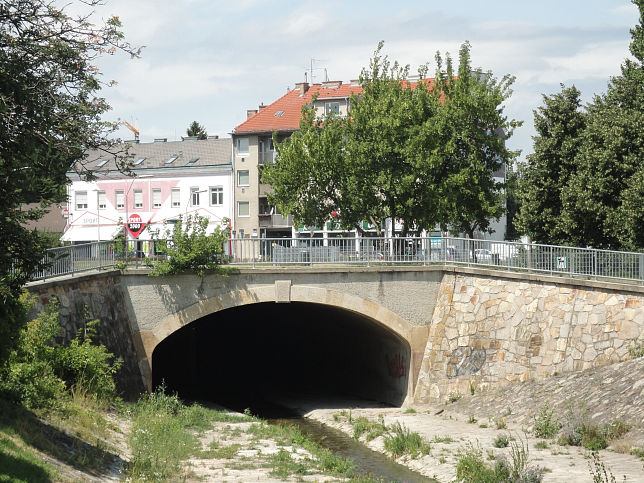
top-left (89, 0), bottom-right (640, 162)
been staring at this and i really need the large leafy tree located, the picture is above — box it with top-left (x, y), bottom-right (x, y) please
top-left (433, 43), bottom-right (520, 238)
top-left (515, 86), bottom-right (586, 244)
top-left (0, 0), bottom-right (138, 362)
top-left (558, 0), bottom-right (644, 249)
top-left (263, 42), bottom-right (519, 238)
top-left (186, 120), bottom-right (207, 140)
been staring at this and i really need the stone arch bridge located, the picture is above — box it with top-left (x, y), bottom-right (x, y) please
top-left (27, 266), bottom-right (644, 406)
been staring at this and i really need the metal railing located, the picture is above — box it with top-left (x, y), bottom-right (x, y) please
top-left (226, 236), bottom-right (644, 283)
top-left (30, 241), bottom-right (116, 281)
top-left (28, 236), bottom-right (644, 284)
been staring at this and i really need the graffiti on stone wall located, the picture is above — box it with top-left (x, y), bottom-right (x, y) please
top-left (446, 347), bottom-right (486, 378)
top-left (386, 353), bottom-right (407, 378)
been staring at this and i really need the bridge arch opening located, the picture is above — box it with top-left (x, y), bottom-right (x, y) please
top-left (152, 302), bottom-right (411, 411)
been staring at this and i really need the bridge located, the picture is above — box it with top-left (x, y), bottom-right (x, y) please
top-left (27, 261), bottom-right (644, 407)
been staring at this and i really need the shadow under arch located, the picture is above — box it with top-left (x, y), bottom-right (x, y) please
top-left (138, 285), bottom-right (428, 406)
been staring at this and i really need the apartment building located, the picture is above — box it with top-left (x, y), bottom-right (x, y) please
top-left (63, 137), bottom-right (233, 254)
top-left (231, 80), bottom-right (362, 240)
top-left (232, 79), bottom-right (507, 242)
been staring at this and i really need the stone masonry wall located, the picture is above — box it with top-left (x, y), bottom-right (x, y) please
top-left (414, 273), bottom-right (644, 403)
top-left (27, 271), bottom-right (145, 398)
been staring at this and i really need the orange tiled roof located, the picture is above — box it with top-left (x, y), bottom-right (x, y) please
top-left (233, 79), bottom-right (436, 134)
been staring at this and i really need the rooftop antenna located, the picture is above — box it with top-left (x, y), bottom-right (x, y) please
top-left (306, 58), bottom-right (327, 84)
top-left (324, 68), bottom-right (328, 82)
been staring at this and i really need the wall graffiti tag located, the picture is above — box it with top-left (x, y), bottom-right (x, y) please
top-left (386, 353), bottom-right (406, 378)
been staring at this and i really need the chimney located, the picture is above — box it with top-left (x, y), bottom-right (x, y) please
top-left (154, 138), bottom-right (167, 143)
top-left (322, 80), bottom-right (342, 88)
top-left (247, 109), bottom-right (258, 119)
top-left (295, 82), bottom-right (309, 95)
top-left (259, 104), bottom-right (266, 110)
top-left (207, 135), bottom-right (219, 140)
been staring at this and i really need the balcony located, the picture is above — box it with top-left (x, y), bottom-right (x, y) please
top-left (259, 150), bottom-right (276, 165)
top-left (259, 213), bottom-right (293, 228)
top-left (259, 183), bottom-right (273, 197)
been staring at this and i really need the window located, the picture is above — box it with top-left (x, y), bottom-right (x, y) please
top-left (273, 110), bottom-right (284, 117)
top-left (238, 170), bottom-right (249, 186)
top-left (171, 188), bottom-right (180, 207)
top-left (96, 159), bottom-right (108, 168)
top-left (97, 191), bottom-right (106, 209)
top-left (115, 190), bottom-right (124, 209)
top-left (190, 187), bottom-right (200, 206)
top-left (187, 157), bottom-right (199, 164)
top-left (75, 191), bottom-right (88, 209)
top-left (134, 189), bottom-right (143, 208)
top-left (238, 201), bottom-right (249, 217)
top-left (236, 137), bottom-right (249, 155)
top-left (152, 188), bottom-right (162, 208)
top-left (210, 186), bottom-right (223, 205)
top-left (165, 155), bottom-right (178, 164)
top-left (133, 157), bottom-right (146, 166)
top-left (325, 102), bottom-right (340, 116)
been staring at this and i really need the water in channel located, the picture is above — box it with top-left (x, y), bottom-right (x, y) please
top-left (231, 399), bottom-right (433, 483)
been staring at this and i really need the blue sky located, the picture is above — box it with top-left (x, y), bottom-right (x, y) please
top-left (92, 0), bottom-right (640, 161)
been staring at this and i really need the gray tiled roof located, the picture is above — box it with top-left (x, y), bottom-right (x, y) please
top-left (83, 138), bottom-right (232, 171)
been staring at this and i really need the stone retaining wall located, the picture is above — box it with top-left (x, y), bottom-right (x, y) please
top-left (28, 272), bottom-right (145, 398)
top-left (414, 273), bottom-right (644, 403)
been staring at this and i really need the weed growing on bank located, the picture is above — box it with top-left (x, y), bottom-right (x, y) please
top-left (384, 421), bottom-right (431, 459)
top-left (352, 415), bottom-right (387, 441)
top-left (333, 411), bottom-right (432, 459)
top-left (533, 403), bottom-right (560, 439)
top-left (456, 436), bottom-right (544, 483)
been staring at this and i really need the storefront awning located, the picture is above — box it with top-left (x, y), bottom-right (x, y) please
top-left (60, 225), bottom-right (123, 242)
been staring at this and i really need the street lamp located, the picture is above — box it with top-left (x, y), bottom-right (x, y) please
top-left (92, 188), bottom-right (101, 243)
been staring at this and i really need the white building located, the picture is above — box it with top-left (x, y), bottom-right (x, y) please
top-left (63, 137), bottom-right (233, 254)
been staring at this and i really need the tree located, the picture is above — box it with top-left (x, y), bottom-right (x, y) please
top-left (515, 86), bottom-right (586, 245)
top-left (432, 43), bottom-right (520, 239)
top-left (0, 0), bottom-right (138, 363)
top-left (186, 121), bottom-right (208, 140)
top-left (263, 42), bottom-right (519, 238)
top-left (557, 0), bottom-right (644, 249)
top-left (150, 215), bottom-right (229, 277)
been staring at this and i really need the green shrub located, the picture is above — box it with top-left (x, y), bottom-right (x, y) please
top-left (455, 443), bottom-right (510, 482)
top-left (149, 214), bottom-right (229, 277)
top-left (628, 339), bottom-right (644, 358)
top-left (533, 404), bottom-right (560, 439)
top-left (494, 433), bottom-right (510, 448)
top-left (53, 319), bottom-right (121, 400)
top-left (0, 297), bottom-right (120, 408)
top-left (383, 421), bottom-right (430, 459)
top-left (351, 416), bottom-right (386, 441)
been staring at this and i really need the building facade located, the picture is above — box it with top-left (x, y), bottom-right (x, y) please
top-left (231, 80), bottom-right (363, 241)
top-left (63, 137), bottom-right (233, 254)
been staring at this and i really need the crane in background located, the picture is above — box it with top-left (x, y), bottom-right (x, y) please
top-left (121, 120), bottom-right (139, 142)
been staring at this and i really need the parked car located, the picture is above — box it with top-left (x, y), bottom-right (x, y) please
top-left (475, 248), bottom-right (499, 265)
